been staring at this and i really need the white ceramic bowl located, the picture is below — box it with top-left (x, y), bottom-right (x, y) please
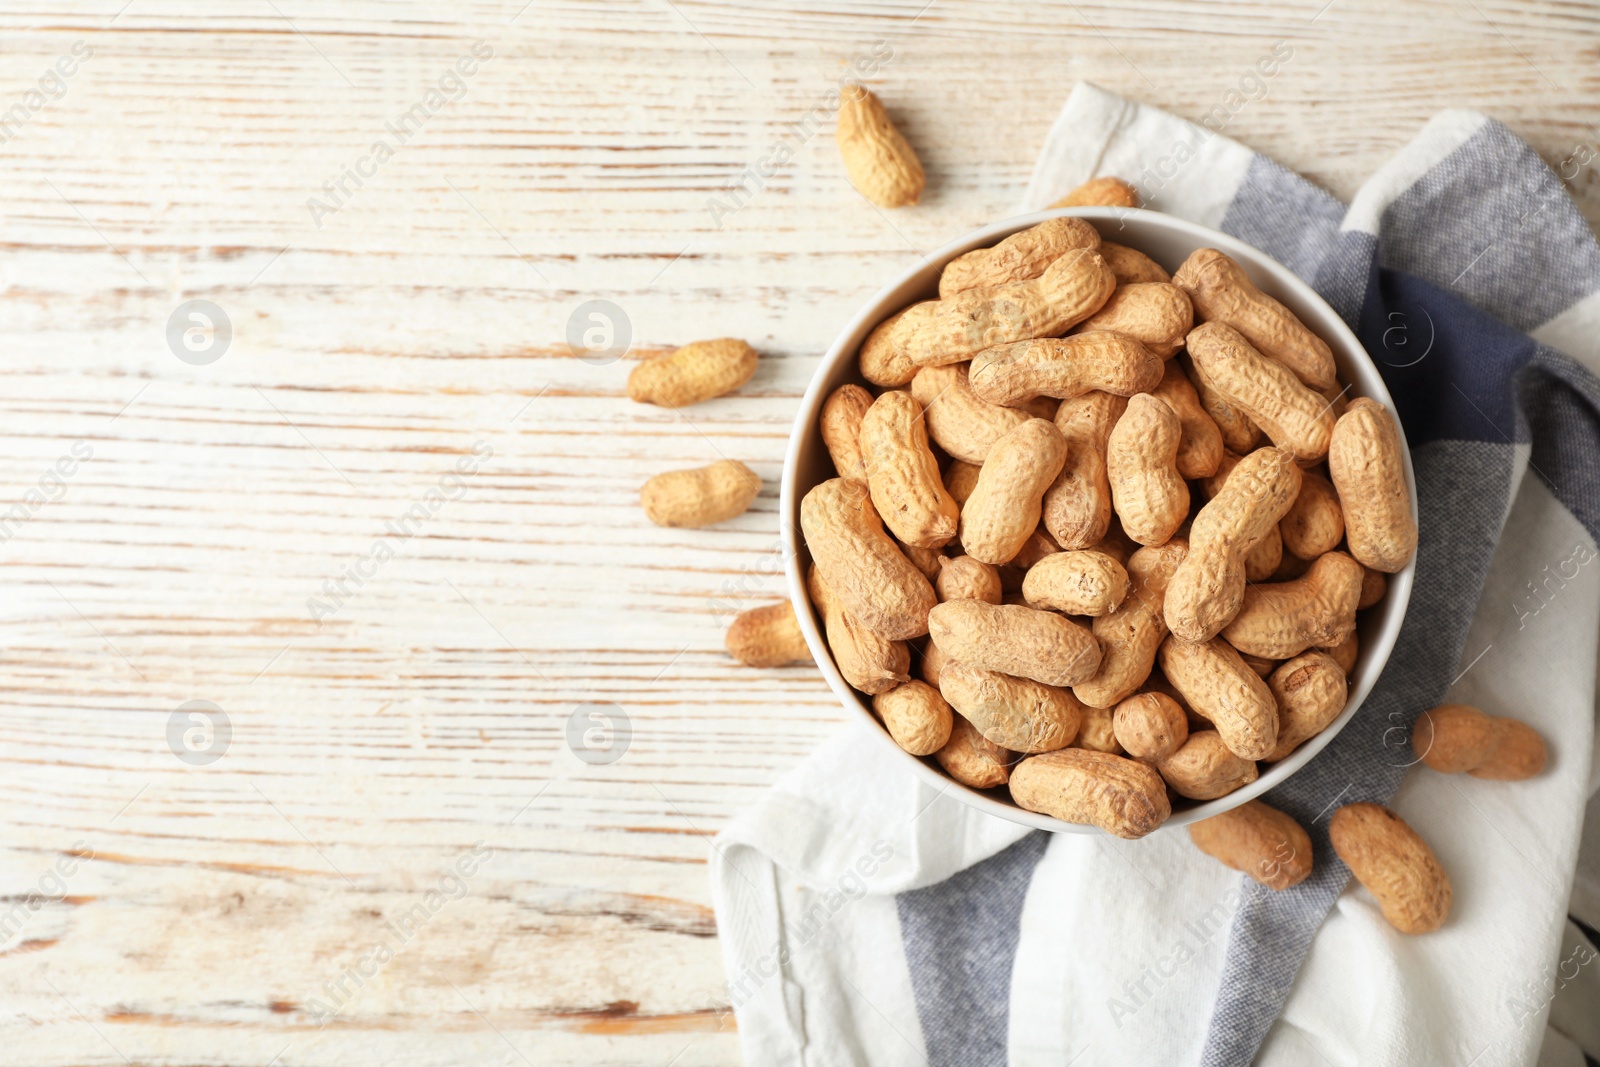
top-left (780, 207), bottom-right (1417, 834)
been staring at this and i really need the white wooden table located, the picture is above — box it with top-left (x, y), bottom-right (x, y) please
top-left (0, 2), bottom-right (1594, 1063)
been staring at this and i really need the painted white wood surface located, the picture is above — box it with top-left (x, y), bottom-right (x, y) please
top-left (0, 1), bottom-right (1595, 1063)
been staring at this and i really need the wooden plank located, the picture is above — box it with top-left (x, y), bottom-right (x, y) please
top-left (0, 1), bottom-right (1594, 1062)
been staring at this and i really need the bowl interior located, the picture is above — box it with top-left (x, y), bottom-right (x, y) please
top-left (780, 207), bottom-right (1417, 834)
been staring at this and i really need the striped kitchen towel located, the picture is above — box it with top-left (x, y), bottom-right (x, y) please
top-left (710, 82), bottom-right (1600, 1067)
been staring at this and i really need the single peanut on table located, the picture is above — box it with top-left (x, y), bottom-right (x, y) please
top-left (628, 338), bottom-right (758, 408)
top-left (1189, 799), bottom-right (1313, 890)
top-left (835, 84), bottom-right (924, 208)
top-left (725, 601), bottom-right (812, 668)
top-left (859, 390), bottom-right (960, 549)
top-left (1329, 802), bottom-right (1451, 934)
top-left (641, 460), bottom-right (761, 528)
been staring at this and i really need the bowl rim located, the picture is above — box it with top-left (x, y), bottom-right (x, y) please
top-left (778, 206), bottom-right (1417, 834)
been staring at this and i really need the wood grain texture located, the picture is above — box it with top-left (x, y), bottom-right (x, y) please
top-left (0, 1), bottom-right (1595, 1063)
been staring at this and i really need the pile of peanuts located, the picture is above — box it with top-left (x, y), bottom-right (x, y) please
top-left (647, 94), bottom-right (1551, 932)
top-left (789, 172), bottom-right (1548, 931)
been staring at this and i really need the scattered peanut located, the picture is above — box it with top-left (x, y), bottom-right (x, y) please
top-left (628, 338), bottom-right (758, 407)
top-left (1414, 704), bottom-right (1547, 780)
top-left (860, 390), bottom-right (960, 548)
top-left (928, 600), bottom-right (1102, 687)
top-left (1328, 398), bottom-right (1417, 573)
top-left (1106, 393), bottom-right (1190, 546)
top-left (725, 601), bottom-right (812, 668)
top-left (1173, 248), bottom-right (1337, 390)
top-left (835, 84), bottom-right (924, 208)
top-left (642, 460), bottom-right (762, 528)
top-left (1112, 691), bottom-right (1188, 761)
top-left (874, 680), bottom-right (954, 755)
top-left (1009, 748), bottom-right (1171, 839)
top-left (939, 216), bottom-right (1101, 297)
top-left (1329, 803), bottom-right (1451, 934)
top-left (1050, 176), bottom-right (1140, 210)
top-left (1189, 800), bottom-right (1313, 890)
